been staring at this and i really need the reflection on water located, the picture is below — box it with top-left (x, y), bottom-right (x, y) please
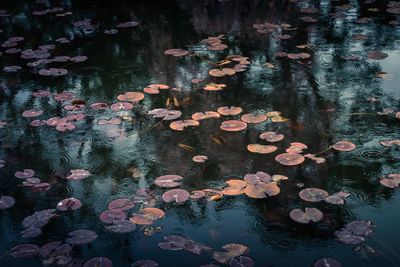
top-left (1, 0), bottom-right (400, 266)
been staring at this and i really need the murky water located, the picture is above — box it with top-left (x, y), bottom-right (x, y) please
top-left (1, 0), bottom-right (400, 266)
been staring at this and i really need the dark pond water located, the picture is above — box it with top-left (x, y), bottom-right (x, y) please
top-left (1, 0), bottom-right (400, 266)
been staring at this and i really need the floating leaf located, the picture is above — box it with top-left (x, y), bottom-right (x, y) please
top-left (229, 256), bottom-right (255, 267)
top-left (192, 111), bottom-right (220, 121)
top-left (22, 109), bottom-right (44, 118)
top-left (106, 220), bottom-right (136, 233)
top-left (10, 244), bottom-right (39, 258)
top-left (380, 173), bottom-right (400, 188)
top-left (209, 68), bottom-right (236, 77)
top-left (108, 198), bottom-right (135, 211)
top-left (217, 106), bottom-right (243, 116)
top-left (289, 208), bottom-right (323, 224)
top-left (0, 196), bottom-right (15, 209)
top-left (117, 92), bottom-right (145, 103)
top-left (335, 220), bottom-right (373, 245)
top-left (247, 144), bottom-right (277, 154)
top-left (299, 188), bottom-right (329, 202)
top-left (193, 155), bottom-right (208, 162)
top-left (162, 189), bottom-right (190, 203)
top-left (332, 141), bottom-right (356, 152)
top-left (154, 175), bottom-right (183, 188)
top-left (143, 84), bottom-right (169, 94)
top-left (204, 83), bottom-right (226, 91)
top-left (66, 169), bottom-right (90, 180)
top-left (15, 169), bottom-right (35, 179)
top-left (314, 257), bottom-right (342, 267)
top-left (220, 120), bottom-right (247, 132)
top-left (56, 198), bottom-right (82, 211)
top-left (110, 102), bottom-right (134, 111)
top-left (367, 50), bottom-right (388, 60)
top-left (275, 153), bottom-right (305, 166)
top-left (170, 120), bottom-right (199, 131)
top-left (324, 191), bottom-right (351, 205)
top-left (99, 209), bottom-right (127, 224)
top-left (164, 49), bottom-right (189, 57)
top-left (240, 113), bottom-right (267, 124)
top-left (148, 109), bottom-right (182, 121)
top-left (130, 208), bottom-right (165, 225)
top-left (213, 243), bottom-right (249, 264)
top-left (259, 131), bottom-right (284, 142)
top-left (98, 118), bottom-right (122, 125)
top-left (190, 190), bottom-right (206, 199)
top-left (286, 142), bottom-right (308, 153)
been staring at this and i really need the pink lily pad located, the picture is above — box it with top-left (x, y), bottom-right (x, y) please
top-left (56, 122), bottom-right (75, 132)
top-left (56, 198), bottom-right (82, 211)
top-left (275, 153), bottom-right (305, 166)
top-left (98, 118), bottom-right (122, 125)
top-left (162, 189), bottom-right (190, 203)
top-left (154, 175), bottom-right (183, 188)
top-left (30, 119), bottom-right (47, 127)
top-left (15, 169), bottom-right (35, 179)
top-left (148, 109), bottom-right (182, 121)
top-left (32, 90), bottom-right (51, 97)
top-left (117, 92), bottom-right (145, 103)
top-left (90, 102), bottom-right (109, 110)
top-left (108, 198), bottom-right (135, 211)
top-left (54, 92), bottom-right (75, 101)
top-left (332, 140), bottom-right (356, 152)
top-left (99, 209), bottom-right (127, 224)
top-left (110, 102), bottom-right (133, 111)
top-left (22, 109), bottom-right (44, 118)
top-left (66, 169), bottom-right (90, 180)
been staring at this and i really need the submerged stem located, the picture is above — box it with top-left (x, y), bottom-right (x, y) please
top-left (372, 236), bottom-right (400, 261)
top-left (314, 146), bottom-right (332, 156)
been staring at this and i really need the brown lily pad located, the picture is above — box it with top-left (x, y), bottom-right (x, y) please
top-left (247, 144), bottom-right (278, 154)
top-left (240, 113), bottom-right (268, 124)
top-left (220, 120), bottom-right (247, 132)
top-left (289, 208), bottom-right (323, 224)
top-left (275, 153), bottom-right (305, 166)
top-left (299, 188), bottom-right (329, 202)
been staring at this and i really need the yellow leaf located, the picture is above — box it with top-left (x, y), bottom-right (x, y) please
top-left (178, 143), bottom-right (195, 152)
top-left (173, 97), bottom-right (179, 107)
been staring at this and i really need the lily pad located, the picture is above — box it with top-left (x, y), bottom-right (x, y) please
top-left (275, 153), bottom-right (305, 166)
top-left (162, 189), bottom-right (190, 203)
top-left (332, 141), bottom-right (356, 152)
top-left (56, 198), bottom-right (82, 211)
top-left (289, 208), bottom-right (323, 224)
top-left (170, 120), bottom-right (200, 131)
top-left (220, 120), bottom-right (247, 132)
top-left (299, 188), bottom-right (329, 202)
top-left (154, 175), bottom-right (183, 188)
